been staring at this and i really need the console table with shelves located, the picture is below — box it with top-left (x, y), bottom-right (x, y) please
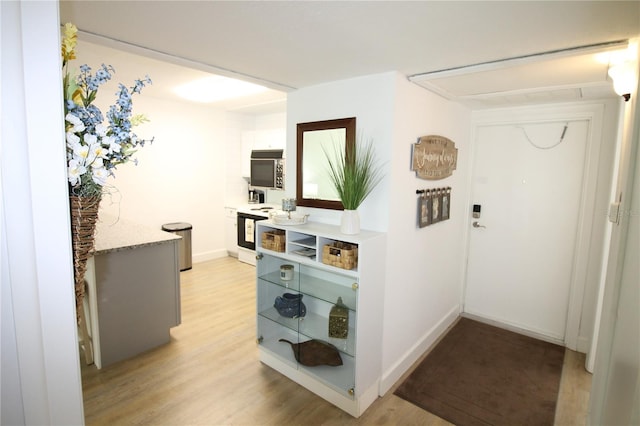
top-left (255, 220), bottom-right (386, 417)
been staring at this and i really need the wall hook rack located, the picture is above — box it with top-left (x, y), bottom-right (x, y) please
top-left (417, 187), bottom-right (451, 228)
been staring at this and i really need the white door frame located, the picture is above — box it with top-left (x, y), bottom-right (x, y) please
top-left (462, 102), bottom-right (606, 351)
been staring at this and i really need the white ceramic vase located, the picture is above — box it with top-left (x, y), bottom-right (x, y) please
top-left (340, 209), bottom-right (360, 234)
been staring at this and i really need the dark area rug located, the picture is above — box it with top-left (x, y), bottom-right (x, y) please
top-left (394, 318), bottom-right (565, 426)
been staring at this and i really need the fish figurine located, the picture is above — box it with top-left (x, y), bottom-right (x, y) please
top-left (279, 338), bottom-right (343, 367)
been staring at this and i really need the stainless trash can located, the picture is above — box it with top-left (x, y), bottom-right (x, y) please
top-left (162, 222), bottom-right (192, 271)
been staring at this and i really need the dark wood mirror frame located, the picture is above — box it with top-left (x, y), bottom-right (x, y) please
top-left (296, 117), bottom-right (356, 210)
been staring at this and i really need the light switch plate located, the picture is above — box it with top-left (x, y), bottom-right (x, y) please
top-left (608, 202), bottom-right (621, 224)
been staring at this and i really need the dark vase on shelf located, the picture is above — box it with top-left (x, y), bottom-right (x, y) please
top-left (274, 293), bottom-right (306, 318)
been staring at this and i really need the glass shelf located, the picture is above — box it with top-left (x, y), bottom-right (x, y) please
top-left (259, 270), bottom-right (356, 311)
top-left (258, 306), bottom-right (356, 356)
top-left (258, 271), bottom-right (300, 291)
top-left (257, 315), bottom-right (356, 398)
top-left (256, 228), bottom-right (363, 401)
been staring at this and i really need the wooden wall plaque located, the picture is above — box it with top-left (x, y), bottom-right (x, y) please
top-left (411, 135), bottom-right (458, 180)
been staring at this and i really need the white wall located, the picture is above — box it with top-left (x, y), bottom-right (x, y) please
top-left (94, 96), bottom-right (237, 263)
top-left (1, 1), bottom-right (84, 423)
top-left (589, 50), bottom-right (640, 423)
top-left (380, 74), bottom-right (471, 392)
top-left (286, 72), bottom-right (471, 394)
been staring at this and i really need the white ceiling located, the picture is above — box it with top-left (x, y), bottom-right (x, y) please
top-left (71, 39), bottom-right (288, 114)
top-left (60, 1), bottom-right (640, 112)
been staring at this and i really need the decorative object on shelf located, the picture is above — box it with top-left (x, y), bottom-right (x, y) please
top-left (324, 136), bottom-right (384, 234)
top-left (279, 339), bottom-right (343, 367)
top-left (62, 23), bottom-right (153, 364)
top-left (329, 297), bottom-right (349, 339)
top-left (281, 198), bottom-right (297, 217)
top-left (274, 293), bottom-right (306, 318)
top-left (322, 241), bottom-right (358, 270)
top-left (261, 229), bottom-right (286, 251)
top-left (269, 212), bottom-right (310, 225)
top-left (280, 264), bottom-right (294, 281)
top-left (341, 210), bottom-right (360, 235)
top-left (411, 135), bottom-right (458, 180)
top-left (292, 247), bottom-right (316, 258)
top-left (417, 187), bottom-right (452, 228)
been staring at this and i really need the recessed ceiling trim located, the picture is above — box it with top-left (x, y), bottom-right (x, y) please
top-left (408, 40), bottom-right (629, 82)
top-left (411, 80), bottom-right (459, 101)
top-left (74, 28), bottom-right (297, 93)
top-left (456, 81), bottom-right (614, 101)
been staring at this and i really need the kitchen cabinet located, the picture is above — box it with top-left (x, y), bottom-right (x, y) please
top-left (224, 206), bottom-right (238, 257)
top-left (255, 221), bottom-right (386, 417)
top-left (241, 128), bottom-right (286, 177)
top-left (85, 215), bottom-right (181, 368)
top-left (255, 128), bottom-right (286, 150)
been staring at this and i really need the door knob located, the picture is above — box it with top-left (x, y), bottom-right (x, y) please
top-left (472, 221), bottom-right (486, 228)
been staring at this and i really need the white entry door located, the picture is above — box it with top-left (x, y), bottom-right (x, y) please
top-left (464, 120), bottom-right (590, 341)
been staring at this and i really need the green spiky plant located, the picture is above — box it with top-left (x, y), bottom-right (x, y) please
top-left (323, 138), bottom-right (384, 210)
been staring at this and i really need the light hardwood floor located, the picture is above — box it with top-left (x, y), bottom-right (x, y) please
top-left (81, 257), bottom-right (592, 425)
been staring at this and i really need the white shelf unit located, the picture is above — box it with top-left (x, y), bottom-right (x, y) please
top-left (255, 220), bottom-right (386, 417)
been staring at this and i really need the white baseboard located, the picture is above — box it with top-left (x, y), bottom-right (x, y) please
top-left (378, 305), bottom-right (459, 395)
top-left (192, 249), bottom-right (228, 264)
top-left (461, 311), bottom-right (565, 346)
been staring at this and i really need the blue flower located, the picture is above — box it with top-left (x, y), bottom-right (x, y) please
top-left (63, 52), bottom-right (153, 196)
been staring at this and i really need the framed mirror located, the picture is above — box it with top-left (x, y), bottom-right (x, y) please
top-left (296, 117), bottom-right (356, 210)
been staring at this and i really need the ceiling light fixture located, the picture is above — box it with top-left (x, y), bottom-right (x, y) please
top-left (608, 62), bottom-right (635, 101)
top-left (174, 75), bottom-right (268, 103)
top-left (604, 41), bottom-right (638, 102)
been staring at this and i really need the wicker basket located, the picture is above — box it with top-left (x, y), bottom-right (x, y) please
top-left (262, 230), bottom-right (286, 252)
top-left (322, 241), bottom-right (358, 270)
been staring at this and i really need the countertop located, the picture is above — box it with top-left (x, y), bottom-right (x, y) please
top-left (94, 214), bottom-right (181, 255)
top-left (236, 203), bottom-right (281, 217)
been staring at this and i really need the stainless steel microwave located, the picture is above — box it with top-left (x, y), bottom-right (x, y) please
top-left (250, 149), bottom-right (285, 189)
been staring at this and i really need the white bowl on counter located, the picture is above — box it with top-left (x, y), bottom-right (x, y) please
top-left (269, 212), bottom-right (309, 225)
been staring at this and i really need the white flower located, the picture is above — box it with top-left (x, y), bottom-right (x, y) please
top-left (95, 123), bottom-right (108, 137)
top-left (65, 113), bottom-right (85, 133)
top-left (83, 134), bottom-right (100, 164)
top-left (83, 133), bottom-right (97, 145)
top-left (68, 159), bottom-right (86, 186)
top-left (91, 157), bottom-right (104, 169)
top-left (65, 113), bottom-right (81, 125)
top-left (103, 136), bottom-right (121, 153)
top-left (66, 131), bottom-right (80, 146)
top-left (90, 143), bottom-right (108, 159)
top-left (73, 144), bottom-right (89, 161)
top-left (91, 166), bottom-right (109, 186)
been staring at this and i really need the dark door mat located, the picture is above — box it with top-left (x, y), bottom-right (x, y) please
top-left (394, 318), bottom-right (565, 426)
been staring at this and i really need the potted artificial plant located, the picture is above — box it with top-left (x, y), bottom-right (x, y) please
top-left (324, 137), bottom-right (384, 234)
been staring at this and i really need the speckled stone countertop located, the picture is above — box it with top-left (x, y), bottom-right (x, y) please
top-left (94, 214), bottom-right (181, 255)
